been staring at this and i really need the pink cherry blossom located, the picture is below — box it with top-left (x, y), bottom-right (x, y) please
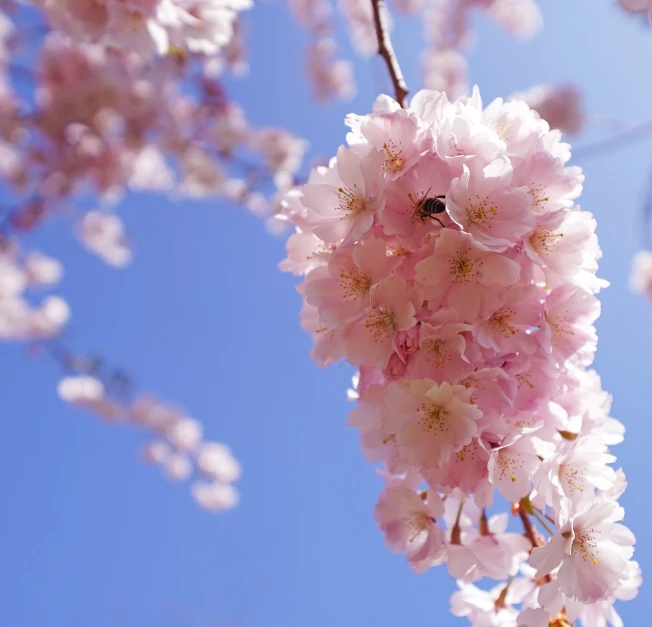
top-left (534, 436), bottom-right (616, 526)
top-left (415, 229), bottom-right (521, 321)
top-left (302, 147), bottom-right (385, 244)
top-left (374, 480), bottom-right (446, 573)
top-left (342, 275), bottom-right (416, 368)
top-left (382, 379), bottom-right (481, 471)
top-left (304, 237), bottom-right (392, 324)
top-left (443, 497), bottom-right (531, 583)
top-left (530, 499), bottom-right (636, 604)
top-left (446, 160), bottom-right (535, 250)
top-left (487, 430), bottom-right (542, 502)
top-left (540, 284), bottom-right (600, 365)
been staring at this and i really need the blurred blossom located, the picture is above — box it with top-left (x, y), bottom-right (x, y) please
top-left (619, 0), bottom-right (652, 20)
top-left (0, 245), bottom-right (69, 341)
top-left (129, 146), bottom-right (174, 190)
top-left (630, 250), bottom-right (652, 299)
top-left (196, 442), bottom-right (241, 482)
top-left (512, 84), bottom-right (584, 135)
top-left (164, 452), bottom-right (193, 481)
top-left (421, 49), bottom-right (468, 99)
top-left (129, 395), bottom-right (240, 510)
top-left (307, 38), bottom-right (356, 102)
top-left (180, 147), bottom-right (225, 197)
top-left (338, 0), bottom-right (380, 57)
top-left (142, 440), bottom-right (172, 464)
top-left (23, 252), bottom-right (63, 286)
top-left (166, 417), bottom-right (203, 453)
top-left (57, 374), bottom-right (124, 421)
top-left (192, 480), bottom-right (239, 511)
top-left (391, 0), bottom-right (425, 15)
top-left (79, 211), bottom-right (132, 267)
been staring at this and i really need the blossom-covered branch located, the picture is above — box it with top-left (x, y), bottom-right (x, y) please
top-left (279, 85), bottom-right (640, 625)
top-left (50, 341), bottom-right (241, 512)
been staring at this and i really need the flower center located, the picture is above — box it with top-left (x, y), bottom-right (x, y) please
top-left (418, 403), bottom-right (449, 433)
top-left (408, 512), bottom-right (434, 542)
top-left (452, 252), bottom-right (475, 278)
top-left (465, 198), bottom-right (497, 225)
top-left (546, 313), bottom-right (575, 339)
top-left (531, 229), bottom-right (564, 255)
top-left (490, 310), bottom-right (517, 337)
top-left (338, 186), bottom-right (366, 217)
top-left (425, 338), bottom-right (449, 368)
top-left (383, 142), bottom-right (404, 173)
top-left (528, 185), bottom-right (550, 208)
top-left (571, 531), bottom-right (599, 565)
top-left (365, 306), bottom-right (396, 337)
top-left (339, 271), bottom-right (371, 297)
top-left (559, 465), bottom-right (584, 494)
top-left (497, 452), bottom-right (518, 483)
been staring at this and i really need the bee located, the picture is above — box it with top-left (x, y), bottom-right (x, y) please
top-left (409, 190), bottom-right (448, 227)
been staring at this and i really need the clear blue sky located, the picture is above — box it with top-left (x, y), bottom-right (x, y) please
top-left (2, 2), bottom-right (652, 626)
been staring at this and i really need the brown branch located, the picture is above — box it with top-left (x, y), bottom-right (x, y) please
top-left (370, 0), bottom-right (409, 108)
top-left (519, 507), bottom-right (542, 549)
top-left (519, 506), bottom-right (554, 585)
top-left (573, 120), bottom-right (652, 160)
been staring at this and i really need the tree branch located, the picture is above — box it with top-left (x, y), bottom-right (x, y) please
top-left (370, 0), bottom-right (409, 108)
top-left (519, 507), bottom-right (542, 549)
top-left (573, 120), bottom-right (652, 160)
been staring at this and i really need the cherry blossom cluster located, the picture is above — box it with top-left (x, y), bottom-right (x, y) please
top-left (280, 87), bottom-right (639, 625)
top-left (0, 237), bottom-right (68, 341)
top-left (0, 1), bottom-right (271, 512)
top-left (287, 0), bottom-right (356, 102)
top-left (0, 2), bottom-right (308, 267)
top-left (421, 0), bottom-right (542, 99)
top-left (30, 0), bottom-right (252, 58)
top-left (56, 354), bottom-right (240, 512)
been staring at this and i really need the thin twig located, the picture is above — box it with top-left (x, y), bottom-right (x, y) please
top-left (519, 508), bottom-right (542, 549)
top-left (531, 507), bottom-right (555, 537)
top-left (573, 120), bottom-right (652, 160)
top-left (370, 0), bottom-right (408, 108)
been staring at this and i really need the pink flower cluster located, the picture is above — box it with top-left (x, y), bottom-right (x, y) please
top-left (31, 0), bottom-right (251, 57)
top-left (0, 239), bottom-right (69, 341)
top-left (422, 0), bottom-right (542, 99)
top-left (0, 18), bottom-right (308, 266)
top-left (280, 88), bottom-right (638, 625)
top-left (58, 375), bottom-right (240, 511)
top-left (288, 0), bottom-right (356, 102)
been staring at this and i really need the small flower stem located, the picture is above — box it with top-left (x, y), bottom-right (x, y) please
top-left (518, 507), bottom-right (542, 549)
top-left (450, 498), bottom-right (465, 545)
top-left (370, 0), bottom-right (409, 108)
top-left (530, 507), bottom-right (555, 537)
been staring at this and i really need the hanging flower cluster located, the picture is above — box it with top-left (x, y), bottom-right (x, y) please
top-left (31, 0), bottom-right (251, 57)
top-left (280, 88), bottom-right (639, 625)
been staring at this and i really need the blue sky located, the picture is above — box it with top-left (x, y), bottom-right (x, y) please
top-left (2, 2), bottom-right (652, 626)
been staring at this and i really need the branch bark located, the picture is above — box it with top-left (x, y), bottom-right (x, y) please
top-left (519, 507), bottom-right (542, 549)
top-left (370, 0), bottom-right (409, 108)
